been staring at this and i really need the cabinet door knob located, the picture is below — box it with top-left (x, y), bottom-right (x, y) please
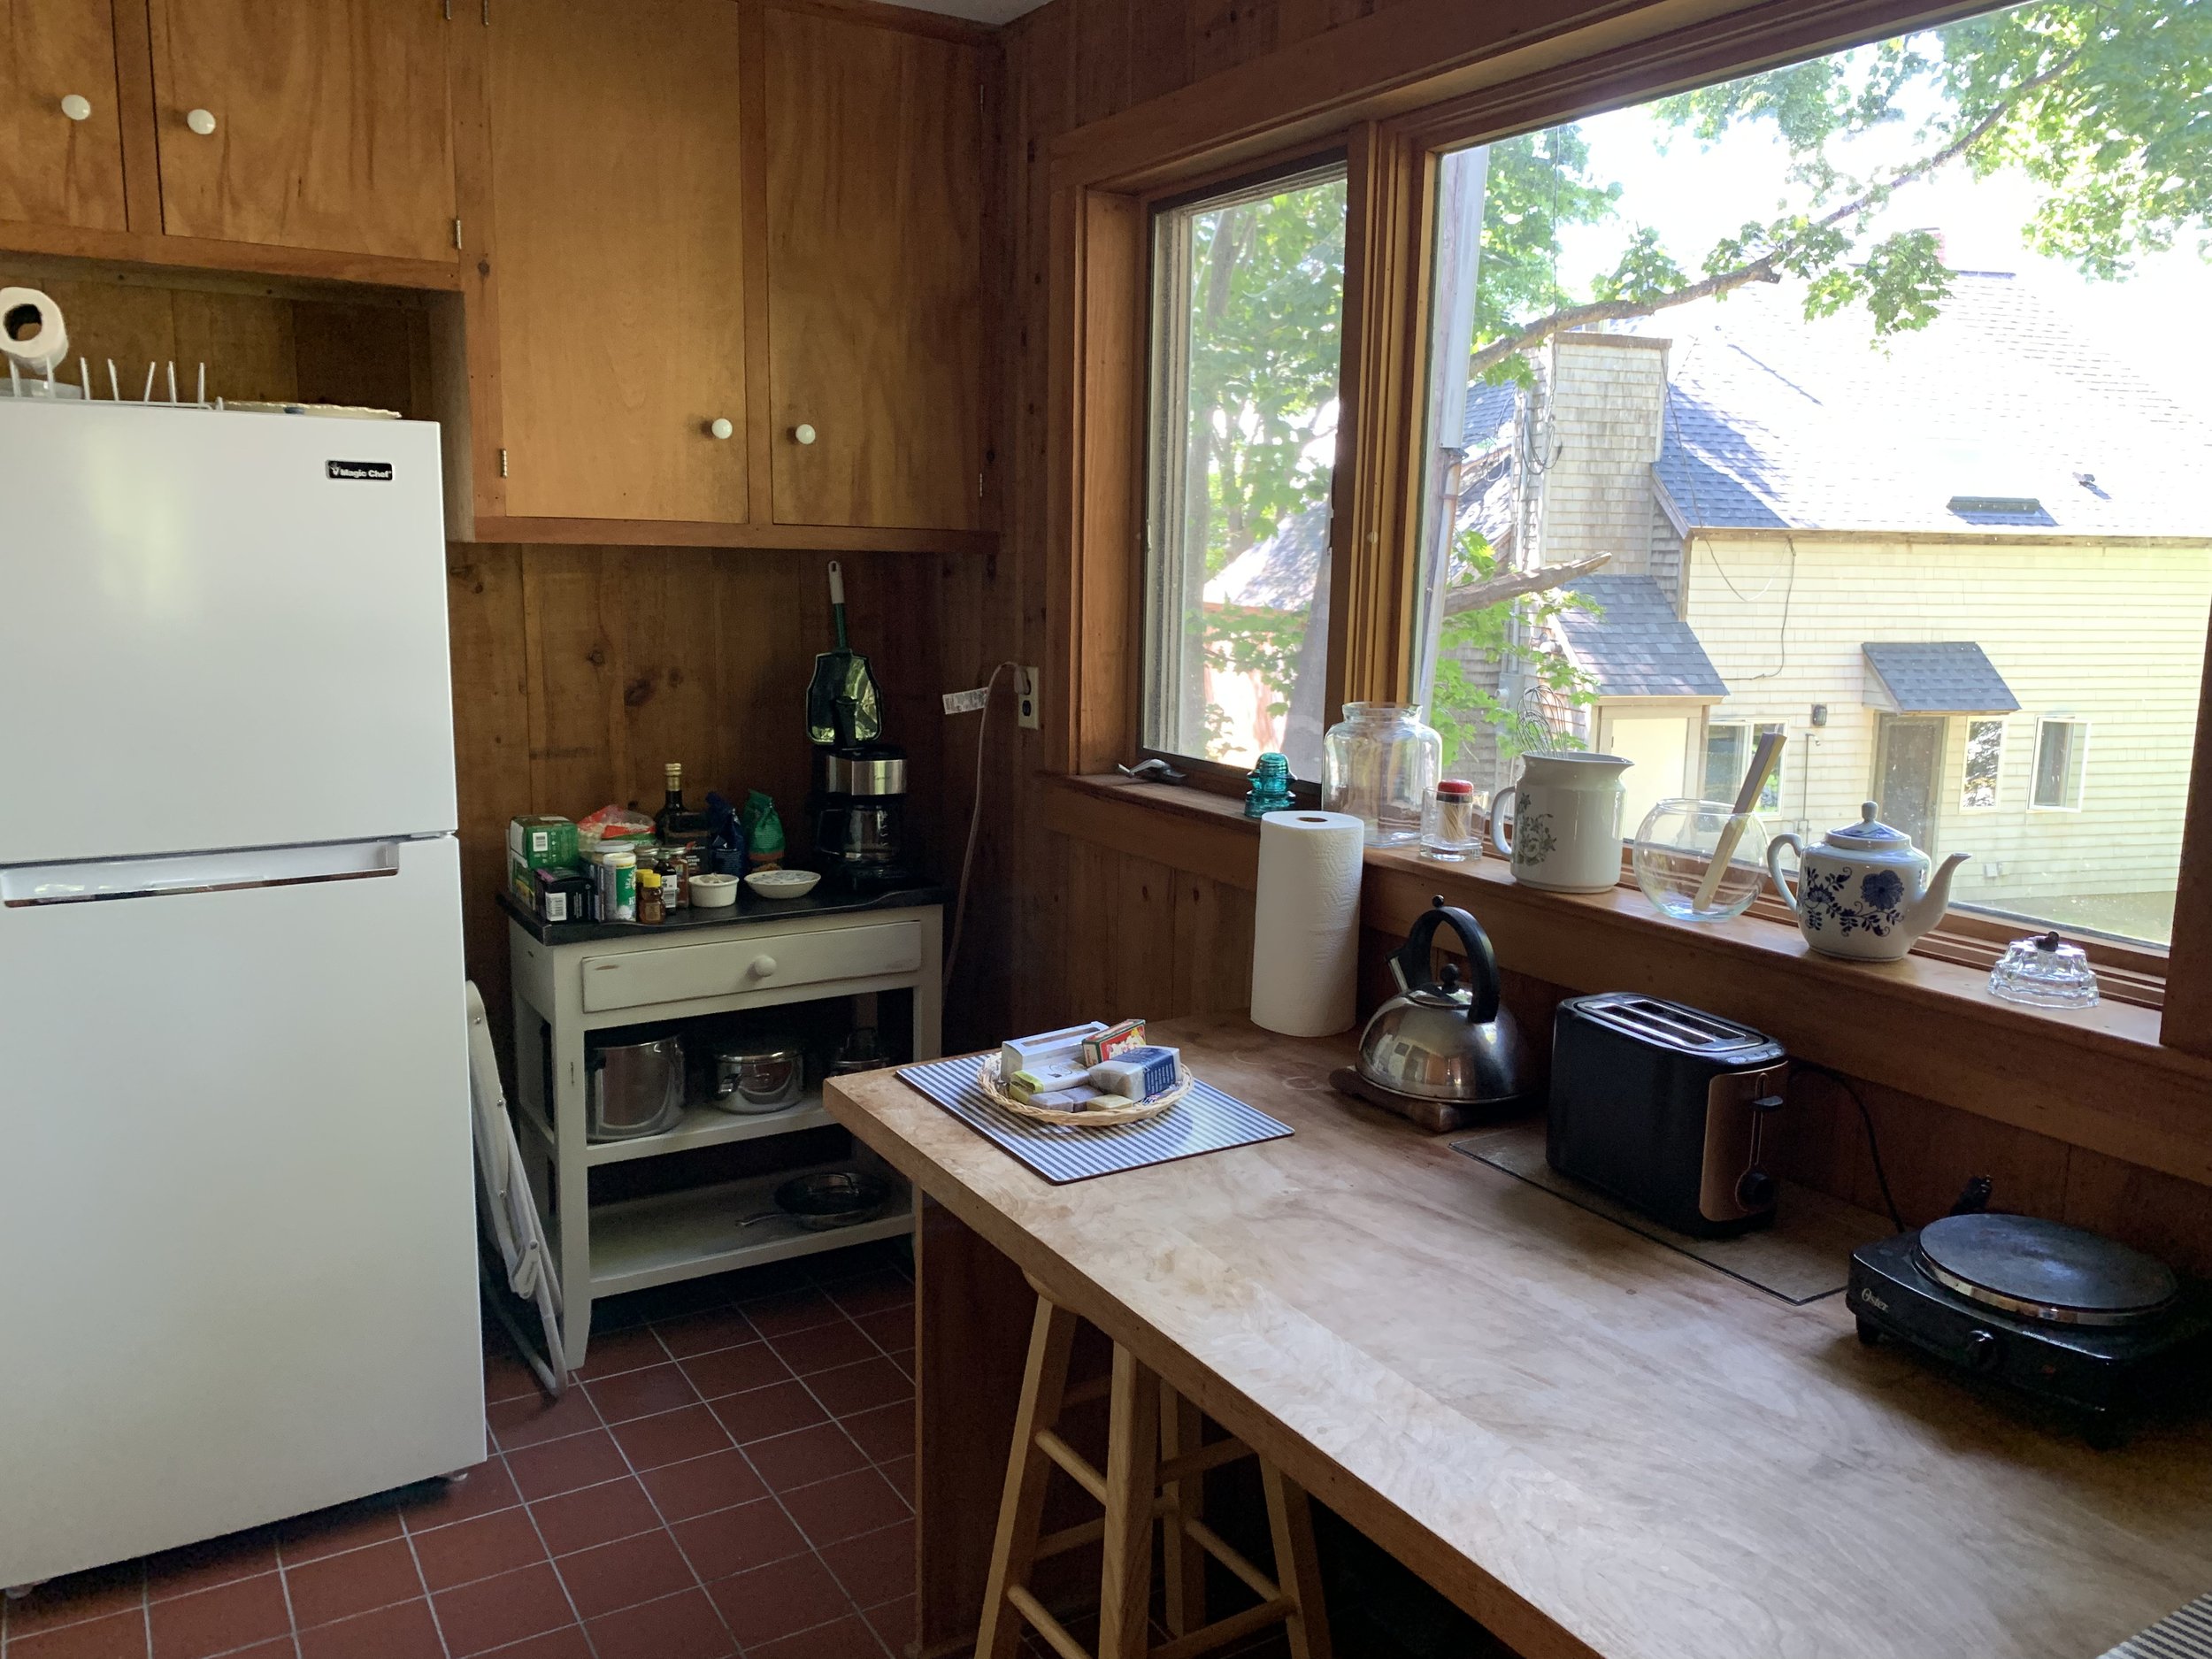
top-left (749, 955), bottom-right (778, 979)
top-left (708, 417), bottom-right (733, 441)
top-left (185, 107), bottom-right (218, 135)
top-left (792, 423), bottom-right (817, 446)
top-left (60, 94), bottom-right (92, 122)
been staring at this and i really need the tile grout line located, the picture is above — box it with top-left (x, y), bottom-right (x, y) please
top-left (395, 1465), bottom-right (462, 1659)
top-left (689, 1311), bottom-right (901, 1659)
top-left (499, 1404), bottom-right (608, 1659)
top-left (588, 1329), bottom-right (753, 1655)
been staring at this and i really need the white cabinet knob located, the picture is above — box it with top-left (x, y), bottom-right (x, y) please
top-left (60, 94), bottom-right (91, 122)
top-left (792, 423), bottom-right (817, 446)
top-left (748, 955), bottom-right (778, 979)
top-left (708, 417), bottom-right (733, 441)
top-left (185, 108), bottom-right (217, 136)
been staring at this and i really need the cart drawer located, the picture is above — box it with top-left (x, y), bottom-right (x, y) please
top-left (580, 920), bottom-right (922, 1013)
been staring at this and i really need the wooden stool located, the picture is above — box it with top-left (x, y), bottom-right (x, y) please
top-left (975, 1288), bottom-right (1333, 1659)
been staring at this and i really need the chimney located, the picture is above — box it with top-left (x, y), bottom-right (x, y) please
top-left (1532, 331), bottom-right (1671, 574)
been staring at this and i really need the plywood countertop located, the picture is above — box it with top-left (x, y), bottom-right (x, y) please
top-left (825, 1013), bottom-right (2212, 1659)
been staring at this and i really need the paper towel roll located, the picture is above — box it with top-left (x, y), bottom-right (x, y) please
top-left (0, 288), bottom-right (68, 376)
top-left (1248, 809), bottom-right (1364, 1036)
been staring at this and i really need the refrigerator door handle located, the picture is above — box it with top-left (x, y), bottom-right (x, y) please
top-left (1, 841), bottom-right (406, 908)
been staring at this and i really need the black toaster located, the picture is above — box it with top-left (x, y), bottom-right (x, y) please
top-left (1548, 994), bottom-right (1789, 1239)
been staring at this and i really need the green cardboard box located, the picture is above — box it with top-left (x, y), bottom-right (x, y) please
top-left (507, 815), bottom-right (579, 903)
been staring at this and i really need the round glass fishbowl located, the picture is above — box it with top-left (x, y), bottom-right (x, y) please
top-left (1632, 797), bottom-right (1772, 923)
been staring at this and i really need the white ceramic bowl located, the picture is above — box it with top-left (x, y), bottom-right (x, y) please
top-left (744, 868), bottom-right (821, 900)
top-left (690, 872), bottom-right (740, 909)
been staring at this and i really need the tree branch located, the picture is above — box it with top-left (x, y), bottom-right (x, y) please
top-left (1465, 46), bottom-right (2085, 380)
top-left (1442, 553), bottom-right (1609, 615)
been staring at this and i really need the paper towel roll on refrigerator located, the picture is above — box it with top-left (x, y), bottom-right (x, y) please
top-left (0, 288), bottom-right (68, 376)
top-left (1248, 810), bottom-right (1364, 1036)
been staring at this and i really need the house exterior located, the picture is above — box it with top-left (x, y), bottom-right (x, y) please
top-left (1460, 274), bottom-right (2212, 943)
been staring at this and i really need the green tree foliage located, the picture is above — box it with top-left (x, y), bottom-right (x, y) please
top-left (1430, 530), bottom-right (1601, 768)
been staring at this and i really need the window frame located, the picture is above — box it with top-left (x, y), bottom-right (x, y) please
top-left (1046, 0), bottom-right (2209, 1055)
top-left (1138, 156), bottom-right (1356, 784)
top-left (2030, 716), bottom-right (2091, 813)
top-left (1960, 717), bottom-right (2006, 812)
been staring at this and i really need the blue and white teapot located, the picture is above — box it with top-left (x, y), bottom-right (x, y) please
top-left (1766, 802), bottom-right (1968, 962)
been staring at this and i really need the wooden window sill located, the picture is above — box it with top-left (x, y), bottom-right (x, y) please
top-left (1042, 772), bottom-right (2212, 1187)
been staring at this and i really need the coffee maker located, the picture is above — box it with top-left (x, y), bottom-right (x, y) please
top-left (813, 741), bottom-right (915, 892)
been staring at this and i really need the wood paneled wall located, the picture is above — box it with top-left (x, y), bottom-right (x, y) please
top-left (975, 0), bottom-right (2212, 1273)
top-left (450, 542), bottom-right (1000, 1050)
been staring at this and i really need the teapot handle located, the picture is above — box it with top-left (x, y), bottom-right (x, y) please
top-left (1390, 896), bottom-right (1502, 1025)
top-left (1766, 833), bottom-right (1804, 916)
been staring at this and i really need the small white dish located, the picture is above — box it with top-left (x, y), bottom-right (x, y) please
top-left (690, 872), bottom-right (740, 909)
top-left (744, 868), bottom-right (821, 900)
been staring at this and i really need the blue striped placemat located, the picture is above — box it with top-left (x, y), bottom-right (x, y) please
top-left (896, 1052), bottom-right (1292, 1184)
top-left (2101, 1594), bottom-right (2212, 1658)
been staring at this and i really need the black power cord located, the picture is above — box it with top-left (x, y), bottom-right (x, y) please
top-left (1789, 1061), bottom-right (1906, 1233)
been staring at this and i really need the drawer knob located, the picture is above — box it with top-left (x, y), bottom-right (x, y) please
top-left (749, 955), bottom-right (777, 978)
top-left (708, 417), bottom-right (733, 441)
top-left (60, 94), bottom-right (92, 122)
top-left (792, 423), bottom-right (817, 446)
top-left (186, 107), bottom-right (218, 136)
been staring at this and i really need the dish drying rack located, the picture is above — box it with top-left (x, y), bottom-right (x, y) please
top-left (5, 356), bottom-right (221, 410)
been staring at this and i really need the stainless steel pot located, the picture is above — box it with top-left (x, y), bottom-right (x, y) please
top-left (1355, 896), bottom-right (1530, 1104)
top-left (708, 1041), bottom-right (805, 1113)
top-left (587, 1035), bottom-right (685, 1141)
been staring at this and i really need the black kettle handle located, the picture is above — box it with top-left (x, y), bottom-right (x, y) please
top-left (1391, 896), bottom-right (1501, 1025)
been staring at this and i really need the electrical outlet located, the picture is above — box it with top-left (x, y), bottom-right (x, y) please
top-left (1015, 666), bottom-right (1041, 730)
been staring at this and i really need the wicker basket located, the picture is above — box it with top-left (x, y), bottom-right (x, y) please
top-left (973, 1052), bottom-right (1189, 1128)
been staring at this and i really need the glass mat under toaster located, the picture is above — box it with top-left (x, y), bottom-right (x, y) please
top-left (1451, 1121), bottom-right (1891, 1303)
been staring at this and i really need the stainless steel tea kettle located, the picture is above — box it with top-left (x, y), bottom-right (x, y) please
top-left (1356, 896), bottom-right (1530, 1104)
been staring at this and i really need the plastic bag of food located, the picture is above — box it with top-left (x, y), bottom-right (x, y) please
top-left (574, 805), bottom-right (655, 855)
top-left (740, 791), bottom-right (786, 870)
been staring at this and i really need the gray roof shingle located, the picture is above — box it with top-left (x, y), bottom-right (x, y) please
top-left (1860, 641), bottom-right (2021, 713)
top-left (1555, 574), bottom-right (1728, 698)
top-left (1640, 275), bottom-right (2212, 538)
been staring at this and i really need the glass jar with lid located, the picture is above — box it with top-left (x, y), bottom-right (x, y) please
top-left (1322, 702), bottom-right (1443, 847)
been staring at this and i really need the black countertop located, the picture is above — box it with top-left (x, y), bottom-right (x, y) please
top-left (498, 880), bottom-right (948, 947)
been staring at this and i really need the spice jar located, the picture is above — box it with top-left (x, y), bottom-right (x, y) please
top-left (636, 866), bottom-right (665, 925)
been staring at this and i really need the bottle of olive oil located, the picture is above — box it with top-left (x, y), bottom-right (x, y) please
top-left (654, 763), bottom-right (712, 849)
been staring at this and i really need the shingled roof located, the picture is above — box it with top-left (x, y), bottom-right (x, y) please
top-left (1554, 574), bottom-right (1727, 699)
top-left (1641, 274), bottom-right (2212, 538)
top-left (1861, 641), bottom-right (2020, 714)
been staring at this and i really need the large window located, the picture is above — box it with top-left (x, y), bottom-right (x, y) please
top-left (1403, 0), bottom-right (2209, 947)
top-left (1142, 164), bottom-right (1349, 774)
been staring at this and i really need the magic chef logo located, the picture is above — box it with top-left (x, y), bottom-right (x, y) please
top-left (326, 459), bottom-right (394, 481)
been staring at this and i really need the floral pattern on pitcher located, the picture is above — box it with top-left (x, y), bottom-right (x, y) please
top-left (1512, 794), bottom-right (1559, 864)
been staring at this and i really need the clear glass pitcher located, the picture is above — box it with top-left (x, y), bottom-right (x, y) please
top-left (1322, 702), bottom-right (1443, 847)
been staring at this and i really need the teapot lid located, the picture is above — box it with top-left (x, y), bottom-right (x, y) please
top-left (1824, 801), bottom-right (1914, 851)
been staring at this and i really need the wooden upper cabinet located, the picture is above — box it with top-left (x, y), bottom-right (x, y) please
top-left (486, 0), bottom-right (749, 525)
top-left (0, 0), bottom-right (129, 233)
top-left (764, 8), bottom-right (983, 532)
top-left (145, 0), bottom-right (456, 261)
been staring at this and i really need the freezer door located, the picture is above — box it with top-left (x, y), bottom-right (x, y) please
top-left (0, 837), bottom-right (483, 1584)
top-left (0, 402), bottom-right (457, 865)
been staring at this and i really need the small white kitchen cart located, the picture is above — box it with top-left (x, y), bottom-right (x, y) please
top-left (502, 887), bottom-right (942, 1369)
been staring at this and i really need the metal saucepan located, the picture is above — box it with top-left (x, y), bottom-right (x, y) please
top-left (737, 1170), bottom-right (892, 1233)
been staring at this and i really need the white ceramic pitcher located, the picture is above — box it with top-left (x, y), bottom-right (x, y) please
top-left (1491, 751), bottom-right (1633, 893)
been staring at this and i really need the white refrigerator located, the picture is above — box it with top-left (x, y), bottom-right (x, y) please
top-left (0, 399), bottom-right (484, 1588)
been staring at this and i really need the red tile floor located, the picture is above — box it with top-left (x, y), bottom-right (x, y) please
top-left (2, 1240), bottom-right (923, 1659)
